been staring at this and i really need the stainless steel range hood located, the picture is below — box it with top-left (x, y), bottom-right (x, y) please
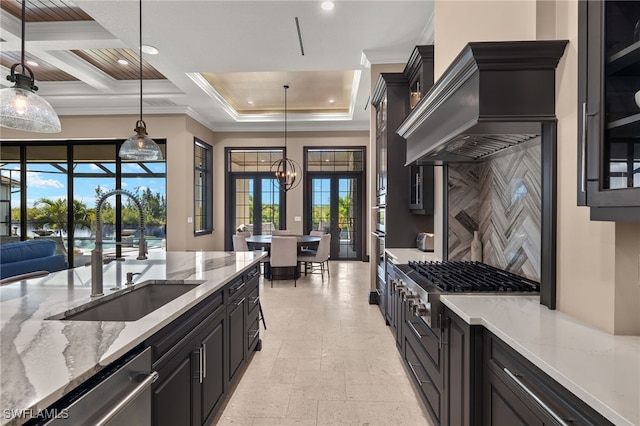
top-left (397, 41), bottom-right (568, 164)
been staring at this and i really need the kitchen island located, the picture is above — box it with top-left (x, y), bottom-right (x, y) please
top-left (0, 250), bottom-right (265, 426)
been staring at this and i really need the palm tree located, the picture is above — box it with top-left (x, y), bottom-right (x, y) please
top-left (34, 198), bottom-right (92, 235)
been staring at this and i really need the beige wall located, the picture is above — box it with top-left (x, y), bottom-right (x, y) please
top-left (211, 131), bottom-right (369, 251)
top-left (433, 0), bottom-right (640, 334)
top-left (0, 114), bottom-right (216, 252)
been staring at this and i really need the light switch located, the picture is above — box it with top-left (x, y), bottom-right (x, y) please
top-left (187, 217), bottom-right (193, 223)
top-left (294, 216), bottom-right (302, 222)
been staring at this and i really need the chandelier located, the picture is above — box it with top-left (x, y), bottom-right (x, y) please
top-left (271, 85), bottom-right (301, 192)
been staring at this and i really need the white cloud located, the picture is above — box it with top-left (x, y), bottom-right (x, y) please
top-left (27, 172), bottom-right (64, 189)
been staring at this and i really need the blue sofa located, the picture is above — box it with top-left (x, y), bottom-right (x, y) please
top-left (0, 239), bottom-right (68, 280)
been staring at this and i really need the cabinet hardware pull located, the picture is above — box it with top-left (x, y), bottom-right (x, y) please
top-left (94, 371), bottom-right (158, 426)
top-left (202, 343), bottom-right (207, 379)
top-left (407, 320), bottom-right (427, 340)
top-left (438, 313), bottom-right (444, 349)
top-left (408, 362), bottom-right (430, 385)
top-left (581, 102), bottom-right (587, 193)
top-left (199, 347), bottom-right (204, 384)
top-left (236, 297), bottom-right (246, 306)
top-left (251, 296), bottom-right (259, 305)
top-left (415, 172), bottom-right (420, 204)
top-left (503, 367), bottom-right (569, 426)
top-left (233, 282), bottom-right (246, 292)
top-left (248, 329), bottom-right (259, 339)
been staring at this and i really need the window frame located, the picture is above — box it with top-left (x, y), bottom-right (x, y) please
top-left (194, 138), bottom-right (213, 235)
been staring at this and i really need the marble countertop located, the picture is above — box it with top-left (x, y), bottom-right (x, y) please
top-left (0, 250), bottom-right (265, 426)
top-left (442, 295), bottom-right (640, 426)
top-left (385, 248), bottom-right (439, 265)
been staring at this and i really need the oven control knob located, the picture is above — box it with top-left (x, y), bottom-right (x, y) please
top-left (414, 304), bottom-right (429, 316)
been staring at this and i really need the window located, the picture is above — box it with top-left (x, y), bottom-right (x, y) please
top-left (194, 139), bottom-right (213, 234)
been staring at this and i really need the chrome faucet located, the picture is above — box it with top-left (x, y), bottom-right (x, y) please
top-left (91, 189), bottom-right (147, 297)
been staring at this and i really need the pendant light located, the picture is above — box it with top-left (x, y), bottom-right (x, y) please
top-left (119, 0), bottom-right (163, 161)
top-left (271, 85), bottom-right (300, 192)
top-left (0, 0), bottom-right (61, 133)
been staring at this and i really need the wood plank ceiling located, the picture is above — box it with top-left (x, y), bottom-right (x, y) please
top-left (0, 0), bottom-right (165, 81)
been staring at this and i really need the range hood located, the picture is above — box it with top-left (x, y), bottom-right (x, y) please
top-left (397, 40), bottom-right (568, 164)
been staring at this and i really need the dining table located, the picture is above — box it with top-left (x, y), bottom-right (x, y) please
top-left (245, 234), bottom-right (321, 279)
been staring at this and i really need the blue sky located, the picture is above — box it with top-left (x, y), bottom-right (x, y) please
top-left (2, 162), bottom-right (166, 208)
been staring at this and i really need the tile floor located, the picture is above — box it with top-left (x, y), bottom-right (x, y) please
top-left (213, 261), bottom-right (434, 426)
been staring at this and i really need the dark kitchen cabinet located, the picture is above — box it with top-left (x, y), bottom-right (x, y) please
top-left (403, 296), bottom-right (444, 424)
top-left (578, 0), bottom-right (640, 221)
top-left (152, 305), bottom-right (225, 426)
top-left (409, 165), bottom-right (434, 214)
top-left (372, 73), bottom-right (434, 249)
top-left (442, 307), bottom-right (482, 426)
top-left (148, 263), bottom-right (262, 426)
top-left (483, 331), bottom-right (614, 425)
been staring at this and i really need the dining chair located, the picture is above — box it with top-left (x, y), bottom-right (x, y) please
top-left (271, 229), bottom-right (292, 236)
top-left (297, 233), bottom-right (331, 280)
top-left (269, 236), bottom-right (298, 287)
top-left (236, 231), bottom-right (252, 237)
top-left (309, 230), bottom-right (325, 236)
top-left (232, 235), bottom-right (249, 252)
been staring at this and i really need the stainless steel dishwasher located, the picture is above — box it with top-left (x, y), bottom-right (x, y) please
top-left (41, 346), bottom-right (157, 426)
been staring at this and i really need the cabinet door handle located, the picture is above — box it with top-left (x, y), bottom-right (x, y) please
top-left (236, 297), bottom-right (246, 306)
top-left (251, 296), bottom-right (260, 305)
top-left (415, 172), bottom-right (420, 204)
top-left (198, 347), bottom-right (204, 384)
top-left (94, 371), bottom-right (158, 426)
top-left (248, 329), bottom-right (259, 339)
top-left (503, 367), bottom-right (569, 426)
top-left (407, 320), bottom-right (426, 340)
top-left (581, 102), bottom-right (587, 193)
top-left (202, 343), bottom-right (207, 379)
top-left (408, 362), bottom-right (430, 385)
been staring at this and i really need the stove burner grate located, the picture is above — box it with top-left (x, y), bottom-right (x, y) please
top-left (406, 261), bottom-right (540, 293)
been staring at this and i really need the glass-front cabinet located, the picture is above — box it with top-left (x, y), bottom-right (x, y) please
top-left (578, 0), bottom-right (640, 221)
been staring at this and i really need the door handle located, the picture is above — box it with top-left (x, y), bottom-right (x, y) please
top-left (94, 371), bottom-right (159, 426)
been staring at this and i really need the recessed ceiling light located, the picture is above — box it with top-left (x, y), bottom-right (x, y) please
top-left (26, 60), bottom-right (38, 67)
top-left (140, 45), bottom-right (159, 55)
top-left (321, 1), bottom-right (334, 11)
top-left (247, 100), bottom-right (254, 105)
top-left (117, 59), bottom-right (129, 65)
top-left (328, 98), bottom-right (335, 104)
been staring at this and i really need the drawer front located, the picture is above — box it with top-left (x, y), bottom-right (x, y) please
top-left (247, 287), bottom-right (260, 317)
top-left (244, 264), bottom-right (260, 282)
top-left (149, 293), bottom-right (223, 363)
top-left (404, 304), bottom-right (442, 383)
top-left (226, 275), bottom-right (246, 301)
top-left (247, 311), bottom-right (260, 352)
top-left (485, 333), bottom-right (613, 426)
top-left (405, 334), bottom-right (442, 424)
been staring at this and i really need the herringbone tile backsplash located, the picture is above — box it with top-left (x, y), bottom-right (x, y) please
top-left (448, 139), bottom-right (541, 281)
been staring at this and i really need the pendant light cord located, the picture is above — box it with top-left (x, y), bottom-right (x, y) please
top-left (284, 85), bottom-right (288, 151)
top-left (20, 0), bottom-right (26, 68)
top-left (139, 0), bottom-right (143, 122)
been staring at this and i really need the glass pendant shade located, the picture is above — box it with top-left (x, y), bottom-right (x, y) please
top-left (119, 120), bottom-right (163, 160)
top-left (118, 0), bottom-right (163, 161)
top-left (0, 85), bottom-right (61, 133)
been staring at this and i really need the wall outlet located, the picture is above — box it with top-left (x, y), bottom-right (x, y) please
top-left (187, 217), bottom-right (193, 223)
top-left (294, 216), bottom-right (302, 222)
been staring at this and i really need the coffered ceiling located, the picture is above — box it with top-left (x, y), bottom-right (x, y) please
top-left (0, 0), bottom-right (434, 132)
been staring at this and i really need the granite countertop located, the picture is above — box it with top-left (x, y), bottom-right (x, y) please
top-left (385, 247), bottom-right (439, 265)
top-left (0, 250), bottom-right (265, 426)
top-left (442, 295), bottom-right (640, 426)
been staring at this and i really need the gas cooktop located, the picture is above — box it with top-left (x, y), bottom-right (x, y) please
top-left (406, 260), bottom-right (540, 293)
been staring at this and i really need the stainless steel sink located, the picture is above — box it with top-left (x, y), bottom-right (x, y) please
top-left (48, 280), bottom-right (204, 322)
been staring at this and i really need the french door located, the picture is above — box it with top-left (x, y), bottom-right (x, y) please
top-left (307, 175), bottom-right (362, 260)
top-left (227, 175), bottom-right (283, 249)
